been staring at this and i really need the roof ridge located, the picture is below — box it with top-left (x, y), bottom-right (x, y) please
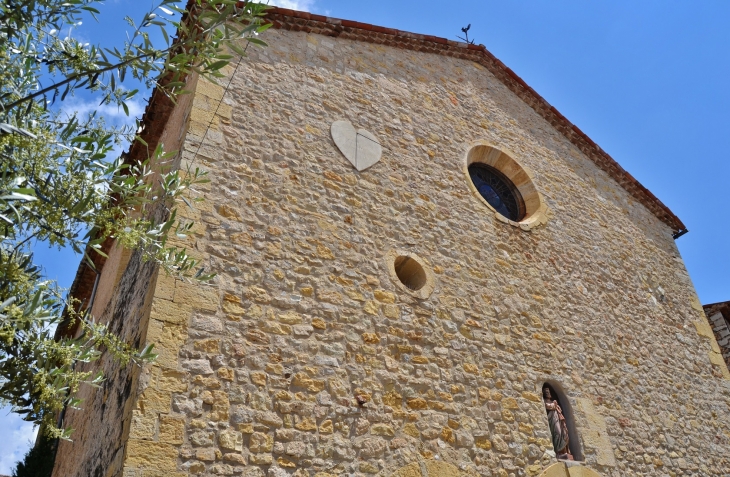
top-left (264, 6), bottom-right (685, 234)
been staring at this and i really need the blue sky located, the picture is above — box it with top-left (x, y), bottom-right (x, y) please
top-left (2, 0), bottom-right (728, 473)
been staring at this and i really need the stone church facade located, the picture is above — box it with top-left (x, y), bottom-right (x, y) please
top-left (51, 8), bottom-right (730, 477)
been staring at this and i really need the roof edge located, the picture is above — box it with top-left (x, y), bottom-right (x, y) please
top-left (703, 301), bottom-right (730, 310)
top-left (264, 7), bottom-right (685, 234)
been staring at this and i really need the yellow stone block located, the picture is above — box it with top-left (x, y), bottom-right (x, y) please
top-left (154, 323), bottom-right (188, 369)
top-left (383, 304), bottom-right (399, 319)
top-left (139, 388), bottom-right (172, 416)
top-left (362, 333), bottom-right (380, 344)
top-left (374, 290), bottom-right (396, 303)
top-left (125, 440), bottom-right (178, 472)
top-left (463, 363), bottom-right (478, 374)
top-left (159, 416), bottom-right (185, 444)
top-left (317, 244), bottom-right (335, 259)
top-left (502, 397), bottom-right (519, 409)
top-left (363, 301), bottom-right (380, 315)
top-left (246, 286), bottom-right (272, 304)
top-left (522, 391), bottom-right (542, 402)
top-left (251, 371), bottom-right (267, 386)
top-left (278, 311), bottom-right (303, 324)
top-left (174, 282), bottom-right (218, 312)
top-left (154, 273), bottom-right (176, 301)
top-left (278, 457), bottom-right (297, 468)
top-left (150, 299), bottom-right (192, 325)
top-left (249, 432), bottom-right (274, 453)
top-left (150, 366), bottom-right (188, 393)
top-left (526, 465), bottom-right (543, 477)
top-left (129, 411), bottom-right (156, 439)
top-left (222, 297), bottom-right (245, 316)
top-left (217, 367), bottom-right (234, 381)
top-left (193, 338), bottom-right (220, 353)
top-left (262, 320), bottom-right (292, 335)
top-left (265, 363), bottom-right (283, 375)
top-left (407, 397), bottom-right (428, 410)
top-left (371, 423), bottom-right (395, 436)
top-left (250, 453), bottom-right (273, 465)
top-left (196, 80), bottom-right (225, 101)
top-left (319, 420), bottom-right (334, 433)
top-left (519, 422), bottom-right (534, 435)
top-left (475, 436), bottom-right (492, 450)
top-left (403, 423), bottom-right (420, 438)
top-left (295, 417), bottom-right (318, 431)
top-left (478, 387), bottom-right (490, 401)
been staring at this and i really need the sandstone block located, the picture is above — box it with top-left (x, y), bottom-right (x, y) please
top-left (159, 416), bottom-right (185, 445)
top-left (125, 440), bottom-right (178, 472)
top-left (219, 430), bottom-right (243, 451)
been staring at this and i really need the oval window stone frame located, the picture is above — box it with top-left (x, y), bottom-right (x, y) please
top-left (385, 249), bottom-right (436, 300)
top-left (464, 142), bottom-right (550, 230)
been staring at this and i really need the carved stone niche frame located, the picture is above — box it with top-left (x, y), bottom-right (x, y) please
top-left (539, 379), bottom-right (585, 462)
top-left (463, 142), bottom-right (550, 230)
top-left (385, 249), bottom-right (436, 300)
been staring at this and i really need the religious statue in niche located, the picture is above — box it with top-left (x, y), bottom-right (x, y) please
top-left (543, 384), bottom-right (574, 461)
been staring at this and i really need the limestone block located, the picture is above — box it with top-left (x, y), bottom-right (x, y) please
top-left (330, 120), bottom-right (382, 172)
top-left (159, 416), bottom-right (185, 445)
top-left (150, 299), bottom-right (192, 325)
top-left (219, 430), bottom-right (243, 451)
top-left (174, 282), bottom-right (218, 312)
top-left (129, 411), bottom-right (157, 439)
top-left (249, 429), bottom-right (275, 452)
top-left (124, 440), bottom-right (178, 473)
top-left (196, 79), bottom-right (225, 101)
top-left (575, 398), bottom-right (616, 467)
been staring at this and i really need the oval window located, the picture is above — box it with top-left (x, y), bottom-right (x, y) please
top-left (468, 163), bottom-right (526, 222)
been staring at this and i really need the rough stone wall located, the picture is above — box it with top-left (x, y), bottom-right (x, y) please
top-left (704, 303), bottom-right (730, 370)
top-left (51, 248), bottom-right (158, 477)
top-left (51, 76), bottom-right (198, 477)
top-left (121, 28), bottom-right (730, 477)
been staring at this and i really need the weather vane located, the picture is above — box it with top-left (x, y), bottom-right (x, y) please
top-left (457, 24), bottom-right (475, 45)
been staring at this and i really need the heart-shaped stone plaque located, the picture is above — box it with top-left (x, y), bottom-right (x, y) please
top-left (331, 120), bottom-right (382, 172)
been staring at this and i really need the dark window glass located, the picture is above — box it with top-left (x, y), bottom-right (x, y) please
top-left (468, 163), bottom-right (525, 221)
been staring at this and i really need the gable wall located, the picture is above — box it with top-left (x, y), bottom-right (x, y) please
top-left (118, 28), bottom-right (730, 477)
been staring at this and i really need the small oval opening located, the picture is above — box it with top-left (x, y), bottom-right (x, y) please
top-left (393, 256), bottom-right (427, 291)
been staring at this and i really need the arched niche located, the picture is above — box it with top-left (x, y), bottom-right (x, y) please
top-left (542, 380), bottom-right (584, 461)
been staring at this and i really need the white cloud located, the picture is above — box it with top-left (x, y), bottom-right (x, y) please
top-left (56, 97), bottom-right (145, 164)
top-left (61, 97), bottom-right (145, 128)
top-left (0, 407), bottom-right (38, 475)
top-left (269, 0), bottom-right (316, 12)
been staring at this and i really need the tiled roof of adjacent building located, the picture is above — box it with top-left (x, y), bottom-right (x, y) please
top-left (265, 7), bottom-right (686, 234)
